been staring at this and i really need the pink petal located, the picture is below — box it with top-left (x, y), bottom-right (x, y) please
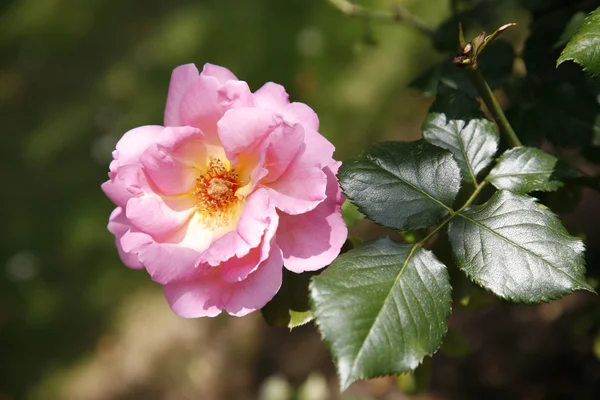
top-left (120, 229), bottom-right (153, 254)
top-left (199, 189), bottom-right (275, 266)
top-left (277, 163), bottom-right (347, 272)
top-left (125, 195), bottom-right (195, 240)
top-left (284, 102), bottom-right (320, 131)
top-left (164, 64), bottom-right (200, 126)
top-left (140, 126), bottom-right (203, 195)
top-left (178, 75), bottom-right (222, 136)
top-left (225, 241), bottom-right (283, 316)
top-left (138, 241), bottom-right (207, 285)
top-left (107, 207), bottom-right (143, 269)
top-left (254, 82), bottom-right (319, 130)
top-left (262, 121), bottom-right (305, 184)
top-left (163, 239), bottom-right (284, 318)
top-left (113, 125), bottom-right (165, 167)
top-left (220, 204), bottom-right (279, 282)
top-left (254, 82), bottom-right (289, 109)
top-left (102, 178), bottom-right (131, 209)
top-left (302, 128), bottom-right (335, 169)
top-left (220, 245), bottom-right (263, 283)
top-left (201, 63), bottom-right (238, 84)
top-left (217, 107), bottom-right (282, 163)
top-left (265, 153), bottom-right (328, 215)
top-left (101, 164), bottom-right (149, 208)
top-left (264, 126), bottom-right (335, 214)
top-left (218, 80), bottom-right (254, 110)
top-left (179, 75), bottom-right (254, 139)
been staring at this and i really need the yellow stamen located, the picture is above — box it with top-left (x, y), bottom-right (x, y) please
top-left (194, 158), bottom-right (240, 217)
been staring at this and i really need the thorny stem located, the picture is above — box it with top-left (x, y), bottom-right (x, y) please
top-left (327, 0), bottom-right (435, 38)
top-left (465, 68), bottom-right (522, 148)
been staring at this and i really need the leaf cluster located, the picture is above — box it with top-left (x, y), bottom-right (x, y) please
top-left (311, 87), bottom-right (594, 389)
top-left (263, 0), bottom-right (600, 391)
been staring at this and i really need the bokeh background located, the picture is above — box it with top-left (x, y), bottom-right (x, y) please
top-left (1, 0), bottom-right (600, 399)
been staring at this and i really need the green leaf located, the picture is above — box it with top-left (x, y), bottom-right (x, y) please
top-left (310, 237), bottom-right (452, 390)
top-left (557, 7), bottom-right (600, 75)
top-left (261, 269), bottom-right (315, 329)
top-left (448, 190), bottom-right (593, 303)
top-left (338, 140), bottom-right (460, 230)
top-left (423, 89), bottom-right (498, 182)
top-left (486, 147), bottom-right (562, 193)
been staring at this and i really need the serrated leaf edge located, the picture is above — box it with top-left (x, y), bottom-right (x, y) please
top-left (451, 192), bottom-right (595, 302)
top-left (310, 241), bottom-right (452, 390)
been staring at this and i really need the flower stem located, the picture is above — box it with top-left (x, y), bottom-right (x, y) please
top-left (465, 68), bottom-right (522, 148)
top-left (327, 0), bottom-right (435, 38)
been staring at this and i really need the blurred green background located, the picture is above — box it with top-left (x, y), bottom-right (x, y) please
top-left (1, 0), bottom-right (599, 399)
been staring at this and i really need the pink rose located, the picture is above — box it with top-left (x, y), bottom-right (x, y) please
top-left (102, 63), bottom-right (347, 317)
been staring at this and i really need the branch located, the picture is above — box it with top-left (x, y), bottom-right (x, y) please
top-left (327, 0), bottom-right (435, 38)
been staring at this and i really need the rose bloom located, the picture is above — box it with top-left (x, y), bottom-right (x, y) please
top-left (102, 63), bottom-right (347, 317)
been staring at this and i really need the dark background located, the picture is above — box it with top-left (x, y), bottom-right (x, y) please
top-left (1, 0), bottom-right (599, 399)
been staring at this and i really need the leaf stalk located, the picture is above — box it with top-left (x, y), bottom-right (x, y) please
top-left (465, 68), bottom-right (522, 148)
top-left (416, 181), bottom-right (488, 248)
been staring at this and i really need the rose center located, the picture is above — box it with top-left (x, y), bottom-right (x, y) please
top-left (194, 158), bottom-right (241, 216)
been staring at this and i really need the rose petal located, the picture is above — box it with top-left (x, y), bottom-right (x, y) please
top-left (140, 126), bottom-right (203, 195)
top-left (284, 102), bottom-right (320, 131)
top-left (199, 188), bottom-right (275, 266)
top-left (163, 239), bottom-right (283, 318)
top-left (264, 126), bottom-right (335, 214)
top-left (254, 82), bottom-right (289, 109)
top-left (254, 82), bottom-right (319, 130)
top-left (262, 122), bottom-right (305, 184)
top-left (277, 163), bottom-right (347, 272)
top-left (102, 164), bottom-right (150, 208)
top-left (107, 207), bottom-right (144, 269)
top-left (126, 195), bottom-right (195, 239)
top-left (120, 224), bottom-right (209, 285)
top-left (265, 152), bottom-right (328, 214)
top-left (138, 242), bottom-right (206, 285)
top-left (220, 205), bottom-right (279, 282)
top-left (217, 80), bottom-right (254, 110)
top-left (164, 64), bottom-right (200, 126)
top-left (113, 125), bottom-right (164, 167)
top-left (217, 107), bottom-right (282, 164)
top-left (178, 75), bottom-right (223, 136)
top-left (179, 75), bottom-right (254, 140)
top-left (120, 229), bottom-right (153, 254)
top-left (201, 63), bottom-right (238, 84)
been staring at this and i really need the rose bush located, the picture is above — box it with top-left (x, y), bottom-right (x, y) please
top-left (102, 63), bottom-right (347, 317)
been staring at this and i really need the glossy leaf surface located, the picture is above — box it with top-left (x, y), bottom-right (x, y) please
top-left (310, 238), bottom-right (452, 390)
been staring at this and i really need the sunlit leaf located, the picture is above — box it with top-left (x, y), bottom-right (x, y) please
top-left (486, 147), bottom-right (562, 193)
top-left (448, 190), bottom-right (593, 303)
top-left (558, 7), bottom-right (600, 75)
top-left (310, 238), bottom-right (451, 390)
top-left (423, 89), bottom-right (498, 182)
top-left (338, 140), bottom-right (460, 230)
